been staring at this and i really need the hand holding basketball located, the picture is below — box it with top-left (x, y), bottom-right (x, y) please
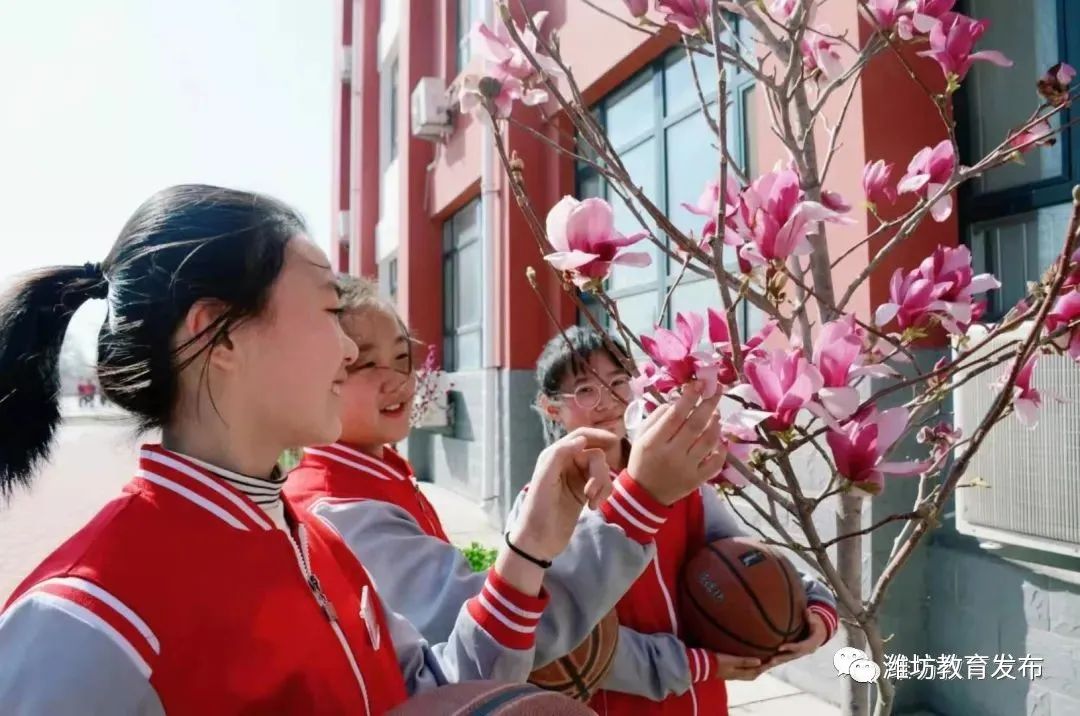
top-left (510, 427), bottom-right (619, 562)
top-left (762, 609), bottom-right (828, 668)
top-left (628, 382), bottom-right (728, 506)
top-left (711, 652), bottom-right (764, 681)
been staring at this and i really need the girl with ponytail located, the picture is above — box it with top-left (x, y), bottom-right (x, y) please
top-left (0, 185), bottom-right (613, 715)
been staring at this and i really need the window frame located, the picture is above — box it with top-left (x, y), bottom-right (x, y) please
top-left (574, 38), bottom-right (758, 340)
top-left (957, 0), bottom-right (1080, 222)
top-left (442, 198), bottom-right (483, 372)
top-left (956, 0), bottom-right (1080, 319)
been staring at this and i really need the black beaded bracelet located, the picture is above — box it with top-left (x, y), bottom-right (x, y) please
top-left (504, 532), bottom-right (553, 569)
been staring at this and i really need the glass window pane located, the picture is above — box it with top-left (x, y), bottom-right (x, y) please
top-left (455, 330), bottom-right (482, 371)
top-left (457, 241), bottom-right (482, 327)
top-left (613, 291), bottom-right (660, 342)
top-left (608, 139), bottom-right (660, 291)
top-left (968, 202), bottom-right (1071, 316)
top-left (454, 199), bottom-right (479, 243)
top-left (669, 277), bottom-right (723, 322)
top-left (578, 172), bottom-right (602, 200)
top-left (966, 0), bottom-right (1061, 193)
top-left (666, 106), bottom-right (718, 269)
top-left (606, 75), bottom-right (655, 148)
top-left (742, 84), bottom-right (757, 178)
top-left (664, 50), bottom-right (719, 117)
top-left (443, 254), bottom-right (454, 331)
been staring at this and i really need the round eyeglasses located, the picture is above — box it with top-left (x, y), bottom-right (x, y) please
top-left (556, 376), bottom-right (633, 410)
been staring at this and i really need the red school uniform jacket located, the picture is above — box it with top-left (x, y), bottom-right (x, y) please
top-left (590, 487), bottom-right (728, 716)
top-left (289, 442), bottom-right (448, 541)
top-left (0, 444), bottom-right (407, 715)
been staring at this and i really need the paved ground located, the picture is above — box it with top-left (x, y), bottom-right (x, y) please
top-left (0, 410), bottom-right (838, 714)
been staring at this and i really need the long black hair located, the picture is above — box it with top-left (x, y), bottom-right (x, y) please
top-left (533, 326), bottom-right (631, 445)
top-left (0, 184), bottom-right (306, 495)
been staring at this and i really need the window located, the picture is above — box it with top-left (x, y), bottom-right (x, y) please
top-left (456, 0), bottom-right (486, 76)
top-left (379, 255), bottom-right (398, 302)
top-left (575, 37), bottom-right (759, 345)
top-left (382, 57), bottom-right (399, 166)
top-left (443, 198), bottom-right (483, 371)
top-left (959, 0), bottom-right (1080, 317)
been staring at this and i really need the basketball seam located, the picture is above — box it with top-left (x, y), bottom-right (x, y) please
top-left (776, 557), bottom-right (799, 638)
top-left (469, 684), bottom-right (540, 716)
top-left (684, 586), bottom-right (781, 653)
top-left (708, 544), bottom-right (800, 639)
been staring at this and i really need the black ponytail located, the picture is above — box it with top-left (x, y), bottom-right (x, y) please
top-left (0, 184), bottom-right (305, 495)
top-left (533, 326), bottom-right (631, 445)
top-left (0, 266), bottom-right (108, 493)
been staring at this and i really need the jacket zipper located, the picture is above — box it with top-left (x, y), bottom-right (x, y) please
top-left (287, 525), bottom-right (372, 715)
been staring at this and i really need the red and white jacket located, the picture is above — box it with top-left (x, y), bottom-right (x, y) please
top-left (0, 445), bottom-right (549, 715)
top-left (547, 471), bottom-right (841, 716)
top-left (285, 442), bottom-right (665, 668)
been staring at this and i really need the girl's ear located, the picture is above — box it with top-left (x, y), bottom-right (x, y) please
top-left (536, 394), bottom-right (560, 418)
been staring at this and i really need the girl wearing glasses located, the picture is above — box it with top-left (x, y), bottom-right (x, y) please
top-left (532, 326), bottom-right (840, 716)
top-left (285, 275), bottom-right (730, 672)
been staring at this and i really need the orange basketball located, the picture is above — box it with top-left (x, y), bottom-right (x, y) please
top-left (387, 681), bottom-right (596, 715)
top-left (680, 537), bottom-right (807, 660)
top-left (528, 610), bottom-right (619, 701)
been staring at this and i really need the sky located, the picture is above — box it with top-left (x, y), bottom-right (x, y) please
top-left (0, 0), bottom-right (335, 353)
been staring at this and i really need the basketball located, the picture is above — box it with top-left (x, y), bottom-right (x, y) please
top-left (680, 537), bottom-right (807, 660)
top-left (387, 680), bottom-right (596, 715)
top-left (528, 609), bottom-right (619, 701)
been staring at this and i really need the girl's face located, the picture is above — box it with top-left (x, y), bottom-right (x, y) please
top-left (547, 352), bottom-right (631, 440)
top-left (228, 239), bottom-right (358, 450)
top-left (337, 306), bottom-right (417, 449)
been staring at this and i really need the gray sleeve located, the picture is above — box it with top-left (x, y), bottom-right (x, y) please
top-left (599, 626), bottom-right (692, 700)
top-left (387, 600), bottom-right (538, 697)
top-left (701, 487), bottom-right (837, 611)
top-left (506, 491), bottom-right (656, 667)
top-left (0, 595), bottom-right (165, 716)
top-left (310, 499), bottom-right (488, 643)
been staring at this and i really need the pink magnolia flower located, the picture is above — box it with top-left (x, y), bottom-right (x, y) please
top-left (875, 245), bottom-right (999, 335)
top-left (801, 27), bottom-right (844, 81)
top-left (682, 175), bottom-right (740, 242)
top-left (1008, 119), bottom-right (1056, 153)
top-left (639, 312), bottom-right (720, 398)
top-left (544, 196), bottom-right (651, 289)
top-left (827, 407), bottom-right (927, 494)
top-left (918, 13), bottom-right (1012, 85)
top-left (458, 74), bottom-right (548, 119)
top-left (1046, 290), bottom-right (1080, 363)
top-left (897, 0), bottom-right (957, 38)
top-left (995, 354), bottom-right (1042, 427)
top-left (917, 421), bottom-right (963, 463)
top-left (472, 13), bottom-right (561, 82)
top-left (919, 245), bottom-right (1000, 334)
top-left (724, 166), bottom-right (853, 268)
top-left (770, 0), bottom-right (798, 22)
top-left (622, 0), bottom-right (649, 18)
top-left (897, 139), bottom-right (957, 223)
top-left (728, 348), bottom-right (824, 432)
top-left (707, 308), bottom-right (776, 385)
top-left (711, 438), bottom-right (755, 489)
top-left (656, 0), bottom-right (710, 34)
top-left (1038, 62), bottom-right (1076, 105)
top-left (812, 316), bottom-right (897, 421)
top-left (863, 160), bottom-right (897, 207)
top-left (821, 190), bottom-right (852, 213)
top-left (867, 0), bottom-right (902, 30)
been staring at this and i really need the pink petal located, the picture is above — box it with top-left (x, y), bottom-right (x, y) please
top-left (874, 407), bottom-right (910, 452)
top-left (818, 386), bottom-right (861, 420)
top-left (928, 188), bottom-right (953, 223)
top-left (897, 173), bottom-right (930, 195)
top-left (522, 88), bottom-right (549, 106)
top-left (1014, 397), bottom-right (1041, 428)
top-left (875, 303), bottom-right (900, 327)
top-left (544, 250), bottom-right (598, 271)
top-left (611, 250), bottom-right (653, 267)
top-left (876, 460), bottom-right (928, 475)
top-left (545, 196), bottom-right (580, 253)
top-left (566, 198), bottom-right (616, 247)
top-left (969, 50), bottom-right (1013, 68)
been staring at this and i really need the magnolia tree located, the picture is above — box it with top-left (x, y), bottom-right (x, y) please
top-left (458, 1), bottom-right (1080, 714)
